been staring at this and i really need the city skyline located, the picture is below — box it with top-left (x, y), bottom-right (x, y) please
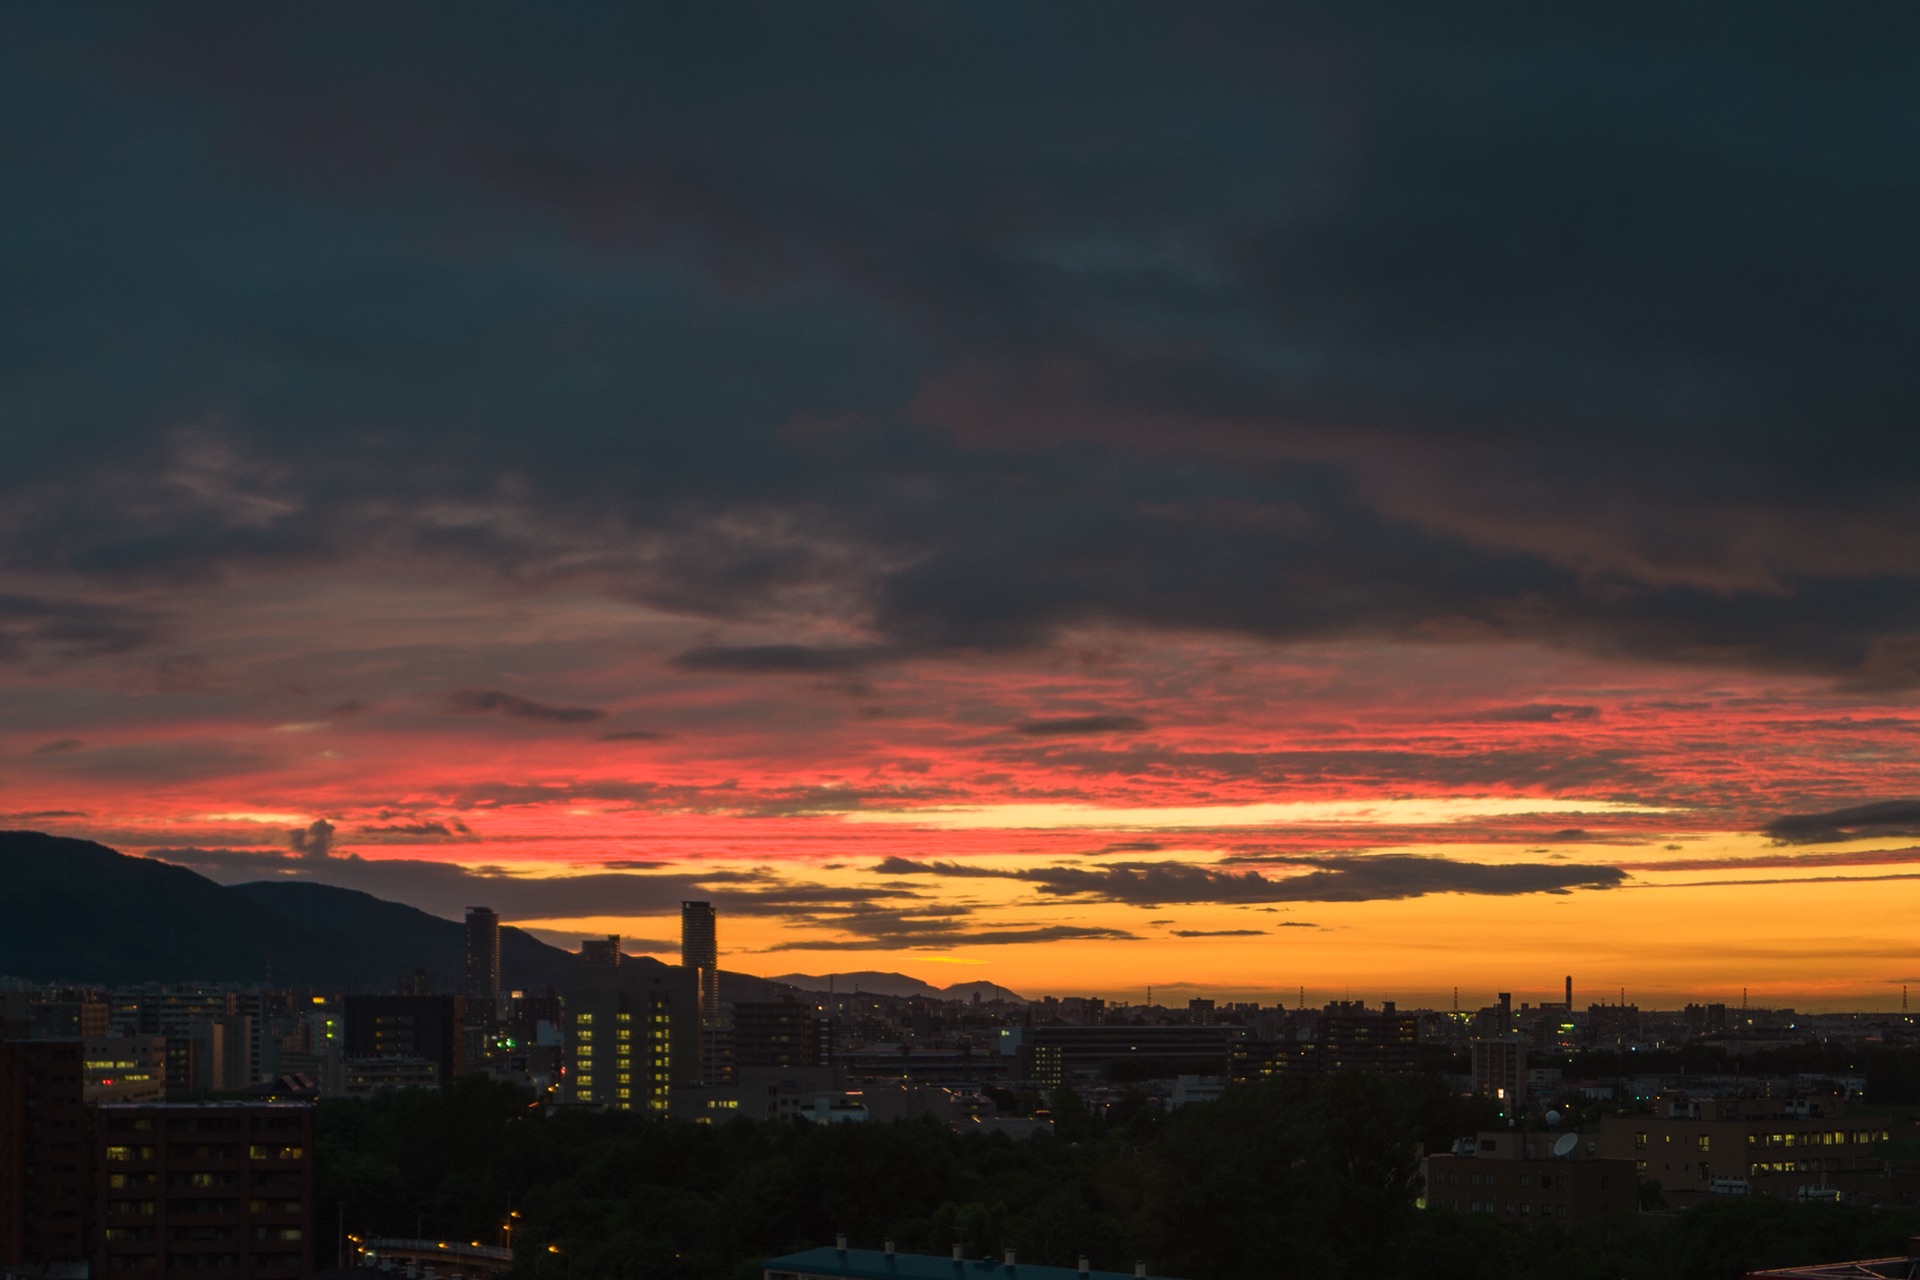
top-left (4, 9), bottom-right (1920, 1009)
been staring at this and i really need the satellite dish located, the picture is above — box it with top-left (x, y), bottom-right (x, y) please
top-left (1545, 1110), bottom-right (1562, 1127)
top-left (1552, 1132), bottom-right (1578, 1158)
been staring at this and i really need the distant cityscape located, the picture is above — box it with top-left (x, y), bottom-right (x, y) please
top-left (5, 892), bottom-right (1920, 1280)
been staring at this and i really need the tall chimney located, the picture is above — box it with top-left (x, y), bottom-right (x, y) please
top-left (1565, 975), bottom-right (1572, 1008)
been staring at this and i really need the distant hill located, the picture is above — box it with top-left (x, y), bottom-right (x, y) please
top-left (0, 831), bottom-right (558, 991)
top-left (0, 831), bottom-right (859, 998)
top-left (770, 971), bottom-right (1026, 1003)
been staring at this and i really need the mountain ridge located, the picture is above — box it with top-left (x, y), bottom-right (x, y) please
top-left (769, 970), bottom-right (1027, 1003)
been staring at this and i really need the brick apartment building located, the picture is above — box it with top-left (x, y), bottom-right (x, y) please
top-left (95, 1101), bottom-right (314, 1278)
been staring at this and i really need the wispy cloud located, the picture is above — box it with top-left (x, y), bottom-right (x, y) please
top-left (445, 689), bottom-right (607, 724)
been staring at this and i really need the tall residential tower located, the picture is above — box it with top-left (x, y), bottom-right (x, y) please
top-left (680, 901), bottom-right (721, 1082)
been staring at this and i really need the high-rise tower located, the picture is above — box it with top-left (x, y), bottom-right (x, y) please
top-left (681, 901), bottom-right (720, 1082)
top-left (465, 906), bottom-right (501, 1002)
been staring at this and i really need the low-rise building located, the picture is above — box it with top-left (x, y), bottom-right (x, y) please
top-left (1421, 1129), bottom-right (1636, 1224)
top-left (1598, 1097), bottom-right (1892, 1205)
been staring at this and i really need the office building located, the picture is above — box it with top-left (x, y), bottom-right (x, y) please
top-left (1421, 1129), bottom-right (1635, 1223)
top-left (342, 995), bottom-right (467, 1088)
top-left (0, 1039), bottom-right (88, 1266)
top-left (681, 901), bottom-right (721, 1083)
top-left (95, 1101), bottom-right (313, 1278)
top-left (735, 999), bottom-right (829, 1070)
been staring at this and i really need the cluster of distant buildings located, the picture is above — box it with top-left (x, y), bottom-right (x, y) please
top-left (9, 915), bottom-right (1920, 1280)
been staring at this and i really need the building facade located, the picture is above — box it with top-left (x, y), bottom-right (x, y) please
top-left (680, 901), bottom-right (721, 1083)
top-left (95, 1101), bottom-right (314, 1279)
top-left (735, 999), bottom-right (829, 1070)
top-left (342, 995), bottom-right (467, 1088)
top-left (1598, 1097), bottom-right (1893, 1204)
top-left (1421, 1129), bottom-right (1636, 1223)
top-left (0, 1038), bottom-right (89, 1266)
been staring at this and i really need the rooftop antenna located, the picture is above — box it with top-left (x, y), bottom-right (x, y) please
top-left (1904, 985), bottom-right (1909, 1016)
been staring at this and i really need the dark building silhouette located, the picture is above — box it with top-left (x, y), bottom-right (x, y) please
top-left (1316, 1002), bottom-right (1420, 1073)
top-left (1025, 1025), bottom-right (1234, 1086)
top-left (681, 901), bottom-right (721, 1082)
top-left (0, 1038), bottom-right (88, 1266)
top-left (464, 906), bottom-right (501, 1003)
top-left (582, 935), bottom-right (624, 970)
top-left (735, 999), bottom-right (829, 1070)
top-left (564, 965), bottom-right (700, 1112)
top-left (342, 995), bottom-right (466, 1087)
top-left (95, 1101), bottom-right (314, 1278)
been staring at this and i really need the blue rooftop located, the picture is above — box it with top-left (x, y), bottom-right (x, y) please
top-left (763, 1247), bottom-right (1181, 1280)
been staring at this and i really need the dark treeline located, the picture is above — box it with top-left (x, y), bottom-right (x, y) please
top-left (318, 1075), bottom-right (1920, 1280)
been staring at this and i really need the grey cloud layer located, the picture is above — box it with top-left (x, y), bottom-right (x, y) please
top-left (3, 6), bottom-right (1918, 680)
top-left (873, 854), bottom-right (1627, 904)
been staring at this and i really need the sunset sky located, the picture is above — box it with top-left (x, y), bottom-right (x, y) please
top-left (5, 6), bottom-right (1920, 1008)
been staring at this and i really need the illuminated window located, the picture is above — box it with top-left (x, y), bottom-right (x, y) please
top-left (577, 1030), bottom-right (593, 1042)
top-left (1697, 1136), bottom-right (1710, 1152)
top-left (1634, 1133), bottom-right (1647, 1150)
top-left (578, 1013), bottom-right (594, 1025)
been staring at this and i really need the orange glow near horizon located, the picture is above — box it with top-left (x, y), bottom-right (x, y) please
top-left (7, 612), bottom-right (1920, 1010)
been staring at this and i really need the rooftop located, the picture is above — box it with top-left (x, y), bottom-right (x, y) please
top-left (765, 1247), bottom-right (1182, 1280)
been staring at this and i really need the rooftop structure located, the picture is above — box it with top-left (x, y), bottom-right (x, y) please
top-left (1744, 1239), bottom-right (1920, 1278)
top-left (765, 1243), bottom-right (1184, 1280)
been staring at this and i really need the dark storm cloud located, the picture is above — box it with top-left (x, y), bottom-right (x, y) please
top-left (1763, 800), bottom-right (1920, 845)
top-left (444, 690), bottom-right (608, 725)
top-left (877, 855), bottom-right (1624, 904)
top-left (1014, 715), bottom-right (1150, 737)
top-left (287, 818), bottom-right (334, 860)
top-left (670, 645), bottom-right (889, 674)
top-left (1468, 705), bottom-right (1600, 724)
top-left (0, 595), bottom-right (159, 665)
top-left (766, 906), bottom-right (1137, 952)
top-left (1170, 928), bottom-right (1267, 938)
top-left (4, 6), bottom-right (1920, 681)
